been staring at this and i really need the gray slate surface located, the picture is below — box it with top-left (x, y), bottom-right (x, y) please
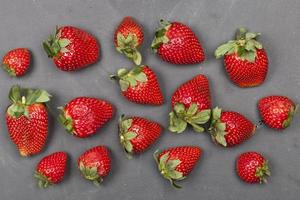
top-left (0, 0), bottom-right (299, 199)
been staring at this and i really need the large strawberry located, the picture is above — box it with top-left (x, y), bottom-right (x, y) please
top-left (114, 16), bottom-right (144, 65)
top-left (78, 146), bottom-right (111, 186)
top-left (43, 26), bottom-right (100, 71)
top-left (236, 151), bottom-right (271, 184)
top-left (2, 48), bottom-right (31, 77)
top-left (151, 20), bottom-right (205, 65)
top-left (34, 152), bottom-right (68, 188)
top-left (119, 115), bottom-right (162, 157)
top-left (6, 85), bottom-right (51, 156)
top-left (154, 146), bottom-right (202, 188)
top-left (258, 95), bottom-right (298, 129)
top-left (58, 97), bottom-right (114, 138)
top-left (110, 65), bottom-right (164, 105)
top-left (215, 27), bottom-right (268, 87)
top-left (208, 107), bottom-right (256, 147)
top-left (169, 74), bottom-right (211, 133)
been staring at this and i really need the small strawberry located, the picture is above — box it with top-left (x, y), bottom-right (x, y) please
top-left (119, 115), bottom-right (162, 157)
top-left (110, 65), bottom-right (164, 105)
top-left (114, 16), bottom-right (144, 65)
top-left (169, 74), bottom-right (211, 133)
top-left (208, 107), bottom-right (256, 147)
top-left (215, 27), bottom-right (268, 87)
top-left (151, 19), bottom-right (205, 65)
top-left (78, 146), bottom-right (111, 186)
top-left (43, 26), bottom-right (100, 71)
top-left (34, 152), bottom-right (68, 188)
top-left (2, 48), bottom-right (31, 77)
top-left (236, 152), bottom-right (271, 184)
top-left (154, 146), bottom-right (202, 188)
top-left (258, 95), bottom-right (298, 129)
top-left (6, 85), bottom-right (51, 156)
top-left (58, 97), bottom-right (114, 138)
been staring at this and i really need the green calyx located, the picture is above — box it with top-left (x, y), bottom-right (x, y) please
top-left (110, 66), bottom-right (148, 92)
top-left (34, 171), bottom-right (52, 189)
top-left (57, 107), bottom-right (74, 134)
top-left (283, 104), bottom-right (298, 128)
top-left (255, 161), bottom-right (271, 184)
top-left (168, 103), bottom-right (211, 134)
top-left (151, 19), bottom-right (171, 52)
top-left (215, 27), bottom-right (263, 62)
top-left (79, 162), bottom-right (103, 186)
top-left (2, 64), bottom-right (16, 77)
top-left (118, 115), bottom-right (137, 158)
top-left (208, 107), bottom-right (228, 147)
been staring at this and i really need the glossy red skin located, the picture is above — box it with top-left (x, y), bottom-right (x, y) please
top-left (2, 48), bottom-right (30, 76)
top-left (123, 66), bottom-right (164, 105)
top-left (224, 49), bottom-right (268, 87)
top-left (78, 146), bottom-right (111, 178)
top-left (64, 97), bottom-right (114, 138)
top-left (236, 152), bottom-right (266, 183)
top-left (220, 111), bottom-right (255, 147)
top-left (53, 26), bottom-right (100, 71)
top-left (6, 104), bottom-right (48, 156)
top-left (157, 22), bottom-right (205, 65)
top-left (158, 146), bottom-right (202, 176)
top-left (258, 96), bottom-right (295, 129)
top-left (36, 152), bottom-right (67, 184)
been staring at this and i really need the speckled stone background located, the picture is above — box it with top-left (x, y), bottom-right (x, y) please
top-left (0, 0), bottom-right (299, 199)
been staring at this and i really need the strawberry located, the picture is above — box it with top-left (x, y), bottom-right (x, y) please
top-left (208, 107), bottom-right (256, 147)
top-left (258, 95), bottom-right (298, 129)
top-left (78, 146), bottom-right (111, 186)
top-left (58, 97), bottom-right (114, 138)
top-left (169, 74), bottom-right (211, 133)
top-left (114, 16), bottom-right (144, 65)
top-left (119, 115), bottom-right (162, 157)
top-left (6, 85), bottom-right (51, 156)
top-left (34, 152), bottom-right (68, 188)
top-left (2, 48), bottom-right (30, 77)
top-left (43, 26), bottom-right (100, 71)
top-left (215, 27), bottom-right (268, 87)
top-left (151, 19), bottom-right (205, 65)
top-left (154, 146), bottom-right (202, 188)
top-left (236, 152), bottom-right (271, 184)
top-left (110, 65), bottom-right (164, 105)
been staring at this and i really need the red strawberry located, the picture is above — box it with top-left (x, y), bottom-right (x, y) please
top-left (154, 146), bottom-right (202, 188)
top-left (118, 115), bottom-right (162, 157)
top-left (114, 16), bottom-right (144, 65)
top-left (111, 65), bottom-right (164, 105)
top-left (43, 26), bottom-right (100, 71)
top-left (78, 146), bottom-right (111, 185)
top-left (58, 97), bottom-right (114, 138)
top-left (215, 27), bottom-right (268, 87)
top-left (209, 107), bottom-right (256, 147)
top-left (34, 152), bottom-right (68, 188)
top-left (6, 85), bottom-right (51, 156)
top-left (169, 74), bottom-right (211, 133)
top-left (2, 48), bottom-right (30, 77)
top-left (151, 20), bottom-right (205, 65)
top-left (236, 152), bottom-right (271, 184)
top-left (258, 95), bottom-right (298, 129)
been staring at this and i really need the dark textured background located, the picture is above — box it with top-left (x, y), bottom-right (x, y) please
top-left (0, 0), bottom-right (299, 199)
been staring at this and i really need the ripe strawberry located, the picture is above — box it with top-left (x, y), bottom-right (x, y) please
top-left (258, 95), bottom-right (298, 129)
top-left (215, 27), bottom-right (268, 87)
top-left (119, 115), bottom-right (162, 157)
top-left (151, 19), bottom-right (205, 65)
top-left (169, 74), bottom-right (211, 133)
top-left (154, 146), bottom-right (202, 188)
top-left (236, 152), bottom-right (271, 184)
top-left (2, 48), bottom-right (30, 77)
top-left (58, 97), bottom-right (114, 138)
top-left (78, 146), bottom-right (111, 185)
top-left (110, 65), bottom-right (164, 105)
top-left (34, 152), bottom-right (68, 188)
top-left (114, 16), bottom-right (144, 65)
top-left (6, 85), bottom-right (51, 156)
top-left (43, 26), bottom-right (100, 71)
top-left (208, 107), bottom-right (256, 147)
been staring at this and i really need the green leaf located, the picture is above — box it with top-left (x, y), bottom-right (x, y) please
top-left (253, 40), bottom-right (263, 49)
top-left (186, 103), bottom-right (198, 116)
top-left (245, 40), bottom-right (255, 51)
top-left (168, 170), bottom-right (183, 180)
top-left (190, 109), bottom-right (211, 124)
top-left (166, 159), bottom-right (181, 170)
top-left (124, 131), bottom-right (137, 140)
top-left (215, 41), bottom-right (236, 58)
top-left (135, 72), bottom-right (147, 82)
top-left (216, 122), bottom-right (226, 132)
top-left (35, 90), bottom-right (51, 103)
top-left (124, 141), bottom-right (133, 152)
top-left (191, 123), bottom-right (205, 132)
top-left (119, 80), bottom-right (130, 91)
top-left (159, 152), bottom-right (170, 166)
top-left (244, 51), bottom-right (256, 62)
top-left (215, 132), bottom-right (227, 147)
top-left (58, 38), bottom-right (70, 48)
top-left (9, 85), bottom-right (21, 103)
top-left (121, 119), bottom-right (132, 131)
top-left (117, 68), bottom-right (128, 77)
top-left (127, 76), bottom-right (137, 87)
top-left (174, 103), bottom-right (185, 114)
top-left (132, 51), bottom-right (142, 66)
top-left (168, 112), bottom-right (188, 133)
top-left (236, 27), bottom-right (247, 40)
top-left (212, 107), bottom-right (222, 120)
